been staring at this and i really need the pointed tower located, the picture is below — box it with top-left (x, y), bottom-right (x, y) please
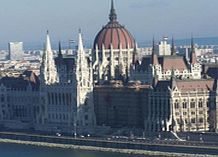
top-left (171, 37), bottom-right (176, 56)
top-left (189, 37), bottom-right (201, 79)
top-left (75, 29), bottom-right (95, 128)
top-left (190, 37), bottom-right (197, 65)
top-left (58, 41), bottom-right (63, 58)
top-left (151, 38), bottom-right (159, 65)
top-left (109, 0), bottom-right (117, 22)
top-left (76, 29), bottom-right (88, 83)
top-left (40, 31), bottom-right (58, 85)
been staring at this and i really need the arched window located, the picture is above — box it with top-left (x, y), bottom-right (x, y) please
top-left (182, 101), bottom-right (187, 109)
top-left (190, 99), bottom-right (195, 108)
top-left (174, 100), bottom-right (179, 109)
top-left (198, 99), bottom-right (203, 108)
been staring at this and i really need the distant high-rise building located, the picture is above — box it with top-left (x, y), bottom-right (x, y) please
top-left (8, 42), bottom-right (24, 60)
top-left (156, 37), bottom-right (171, 56)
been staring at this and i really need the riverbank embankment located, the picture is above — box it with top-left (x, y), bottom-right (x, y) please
top-left (0, 132), bottom-right (217, 157)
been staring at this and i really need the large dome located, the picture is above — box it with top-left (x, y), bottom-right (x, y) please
top-left (93, 0), bottom-right (135, 50)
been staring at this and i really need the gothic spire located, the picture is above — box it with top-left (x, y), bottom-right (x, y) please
top-left (191, 36), bottom-right (195, 52)
top-left (45, 30), bottom-right (52, 52)
top-left (171, 37), bottom-right (176, 56)
top-left (151, 37), bottom-right (158, 65)
top-left (76, 29), bottom-right (89, 85)
top-left (58, 41), bottom-right (63, 58)
top-left (41, 31), bottom-right (58, 85)
top-left (109, 0), bottom-right (117, 22)
top-left (190, 37), bottom-right (197, 64)
top-left (78, 28), bottom-right (84, 53)
top-left (152, 37), bottom-right (155, 52)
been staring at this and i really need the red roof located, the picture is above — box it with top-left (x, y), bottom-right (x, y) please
top-left (94, 22), bottom-right (135, 50)
top-left (176, 79), bottom-right (214, 91)
top-left (159, 56), bottom-right (188, 72)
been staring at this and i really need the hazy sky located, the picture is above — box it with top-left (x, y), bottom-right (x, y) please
top-left (1, 0), bottom-right (218, 47)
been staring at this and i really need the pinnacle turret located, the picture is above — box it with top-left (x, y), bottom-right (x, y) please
top-left (78, 29), bottom-right (84, 53)
top-left (45, 30), bottom-right (52, 53)
top-left (40, 31), bottom-right (58, 85)
top-left (171, 37), bottom-right (176, 56)
top-left (76, 29), bottom-right (88, 82)
top-left (190, 37), bottom-right (197, 64)
top-left (151, 37), bottom-right (158, 65)
top-left (58, 41), bottom-right (63, 58)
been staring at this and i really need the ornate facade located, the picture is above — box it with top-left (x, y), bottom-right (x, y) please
top-left (0, 0), bottom-right (218, 135)
top-left (36, 31), bottom-right (95, 133)
top-left (130, 38), bottom-right (201, 84)
top-left (145, 77), bottom-right (217, 132)
top-left (0, 71), bottom-right (40, 130)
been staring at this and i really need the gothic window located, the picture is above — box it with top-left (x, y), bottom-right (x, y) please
top-left (83, 79), bottom-right (86, 86)
top-left (7, 96), bottom-right (10, 102)
top-left (51, 93), bottom-right (54, 105)
top-left (177, 119), bottom-right (180, 124)
top-left (207, 98), bottom-right (210, 107)
top-left (85, 115), bottom-right (88, 120)
top-left (69, 93), bottom-right (72, 104)
top-left (182, 101), bottom-right (187, 109)
top-left (183, 112), bottom-right (187, 116)
top-left (66, 93), bottom-right (70, 106)
top-left (174, 100), bottom-right (179, 109)
top-left (190, 99), bottom-right (195, 108)
top-left (63, 93), bottom-right (65, 105)
top-left (199, 111), bottom-right (204, 115)
top-left (84, 98), bottom-right (88, 106)
top-left (198, 99), bottom-right (203, 108)
top-left (48, 93), bottom-right (51, 105)
top-left (199, 118), bottom-right (204, 123)
top-left (55, 93), bottom-right (58, 105)
top-left (59, 93), bottom-right (61, 105)
top-left (191, 112), bottom-right (195, 115)
top-left (191, 118), bottom-right (196, 123)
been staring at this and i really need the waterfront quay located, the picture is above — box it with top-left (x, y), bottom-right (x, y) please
top-left (0, 131), bottom-right (217, 156)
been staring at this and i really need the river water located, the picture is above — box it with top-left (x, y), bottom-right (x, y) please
top-left (0, 143), bottom-right (151, 157)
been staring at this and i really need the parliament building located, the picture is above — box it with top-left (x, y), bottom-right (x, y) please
top-left (0, 0), bottom-right (218, 135)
